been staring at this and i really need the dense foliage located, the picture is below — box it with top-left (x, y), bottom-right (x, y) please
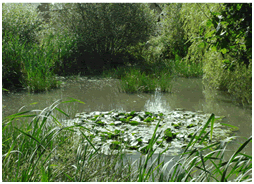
top-left (2, 4), bottom-right (44, 45)
top-left (2, 4), bottom-right (59, 91)
top-left (180, 3), bottom-right (252, 104)
top-left (50, 3), bottom-right (156, 74)
top-left (2, 4), bottom-right (43, 89)
top-left (2, 3), bottom-right (252, 104)
top-left (200, 3), bottom-right (251, 70)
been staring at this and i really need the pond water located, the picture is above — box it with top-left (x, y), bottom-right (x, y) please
top-left (3, 77), bottom-right (252, 158)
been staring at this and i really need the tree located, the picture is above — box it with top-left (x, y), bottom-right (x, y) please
top-left (50, 3), bottom-right (156, 72)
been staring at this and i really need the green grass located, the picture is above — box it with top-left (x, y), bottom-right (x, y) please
top-left (102, 53), bottom-right (202, 93)
top-left (2, 99), bottom-right (252, 182)
top-left (172, 55), bottom-right (203, 78)
top-left (2, 32), bottom-right (60, 92)
top-left (115, 68), bottom-right (172, 93)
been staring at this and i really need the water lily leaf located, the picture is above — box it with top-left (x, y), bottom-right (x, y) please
top-left (130, 121), bottom-right (139, 125)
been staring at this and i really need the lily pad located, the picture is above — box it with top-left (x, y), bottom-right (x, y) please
top-left (96, 121), bottom-right (105, 126)
top-left (110, 141), bottom-right (122, 150)
top-left (129, 121), bottom-right (139, 126)
top-left (70, 109), bottom-right (237, 156)
top-left (187, 124), bottom-right (196, 128)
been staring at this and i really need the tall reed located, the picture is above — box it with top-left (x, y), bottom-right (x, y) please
top-left (119, 68), bottom-right (172, 93)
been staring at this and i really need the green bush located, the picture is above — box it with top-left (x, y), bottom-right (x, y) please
top-left (131, 3), bottom-right (195, 78)
top-left (50, 3), bottom-right (156, 74)
top-left (140, 3), bottom-right (190, 61)
top-left (2, 3), bottom-right (44, 45)
top-left (180, 3), bottom-right (252, 104)
top-left (2, 33), bottom-right (26, 88)
top-left (2, 3), bottom-right (59, 92)
top-left (159, 3), bottom-right (190, 59)
top-left (2, 3), bottom-right (44, 89)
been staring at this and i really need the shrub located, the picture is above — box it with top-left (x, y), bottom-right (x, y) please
top-left (2, 3), bottom-right (59, 91)
top-left (180, 3), bottom-right (252, 104)
top-left (2, 3), bottom-right (45, 89)
top-left (159, 3), bottom-right (190, 59)
top-left (50, 3), bottom-right (156, 74)
top-left (2, 3), bottom-right (44, 45)
top-left (120, 68), bottom-right (172, 93)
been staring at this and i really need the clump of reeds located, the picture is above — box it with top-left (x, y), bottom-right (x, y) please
top-left (119, 68), bottom-right (172, 93)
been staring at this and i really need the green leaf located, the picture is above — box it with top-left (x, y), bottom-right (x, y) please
top-left (222, 59), bottom-right (230, 64)
top-left (236, 4), bottom-right (242, 11)
top-left (210, 114), bottom-right (215, 140)
top-left (211, 45), bottom-right (217, 52)
top-left (14, 127), bottom-right (42, 146)
top-left (204, 30), bottom-right (216, 39)
top-left (220, 136), bottom-right (252, 181)
top-left (196, 114), bottom-right (214, 144)
top-left (220, 48), bottom-right (228, 54)
top-left (198, 42), bottom-right (206, 48)
top-left (55, 107), bottom-right (69, 118)
top-left (199, 27), bottom-right (204, 35)
top-left (206, 20), bottom-right (213, 28)
top-left (220, 21), bottom-right (229, 27)
top-left (63, 173), bottom-right (75, 182)
top-left (29, 102), bottom-right (38, 105)
top-left (61, 98), bottom-right (85, 104)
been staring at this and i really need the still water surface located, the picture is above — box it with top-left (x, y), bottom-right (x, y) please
top-left (3, 77), bottom-right (252, 156)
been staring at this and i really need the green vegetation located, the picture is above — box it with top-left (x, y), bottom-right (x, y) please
top-left (49, 3), bottom-right (156, 75)
top-left (2, 100), bottom-right (252, 181)
top-left (3, 3), bottom-right (251, 102)
top-left (129, 121), bottom-right (140, 125)
top-left (180, 3), bottom-right (252, 104)
top-left (2, 3), bottom-right (156, 91)
top-left (2, 4), bottom-right (59, 92)
top-left (119, 68), bottom-right (172, 93)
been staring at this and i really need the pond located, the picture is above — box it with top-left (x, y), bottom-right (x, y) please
top-left (3, 77), bottom-right (252, 158)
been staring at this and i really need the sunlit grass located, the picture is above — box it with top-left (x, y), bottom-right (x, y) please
top-left (173, 56), bottom-right (203, 78)
top-left (3, 32), bottom-right (60, 92)
top-left (117, 68), bottom-right (172, 93)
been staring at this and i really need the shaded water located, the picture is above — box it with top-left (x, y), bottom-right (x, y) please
top-left (3, 77), bottom-right (252, 157)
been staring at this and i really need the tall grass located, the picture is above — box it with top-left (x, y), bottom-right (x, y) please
top-left (2, 99), bottom-right (251, 181)
top-left (116, 68), bottom-right (172, 93)
top-left (172, 55), bottom-right (203, 78)
top-left (2, 32), bottom-right (60, 92)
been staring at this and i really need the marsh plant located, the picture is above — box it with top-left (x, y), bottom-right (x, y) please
top-left (2, 4), bottom-right (59, 92)
top-left (119, 68), bottom-right (172, 93)
top-left (2, 99), bottom-right (252, 182)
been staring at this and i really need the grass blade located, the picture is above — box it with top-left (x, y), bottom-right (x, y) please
top-left (197, 113), bottom-right (214, 142)
top-left (220, 136), bottom-right (252, 181)
top-left (55, 107), bottom-right (70, 118)
top-left (14, 127), bottom-right (42, 146)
